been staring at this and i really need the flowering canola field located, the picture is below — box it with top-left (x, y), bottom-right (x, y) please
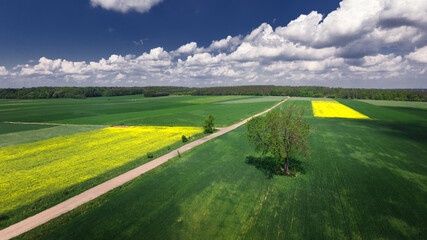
top-left (312, 101), bottom-right (369, 119)
top-left (0, 126), bottom-right (202, 214)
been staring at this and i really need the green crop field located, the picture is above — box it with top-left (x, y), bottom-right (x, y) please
top-left (18, 98), bottom-right (427, 240)
top-left (0, 122), bottom-right (54, 135)
top-left (357, 99), bottom-right (427, 109)
top-left (0, 124), bottom-right (107, 147)
top-left (0, 95), bottom-right (285, 127)
top-left (0, 95), bottom-right (285, 229)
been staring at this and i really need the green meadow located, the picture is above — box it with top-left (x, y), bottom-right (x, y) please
top-left (17, 98), bottom-right (426, 240)
top-left (357, 99), bottom-right (427, 109)
top-left (0, 125), bottom-right (107, 147)
top-left (0, 95), bottom-right (285, 127)
top-left (0, 122), bottom-right (54, 135)
top-left (0, 95), bottom-right (284, 229)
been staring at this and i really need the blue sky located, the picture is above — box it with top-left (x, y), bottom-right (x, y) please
top-left (0, 0), bottom-right (426, 88)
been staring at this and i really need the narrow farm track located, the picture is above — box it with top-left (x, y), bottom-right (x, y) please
top-left (0, 97), bottom-right (290, 240)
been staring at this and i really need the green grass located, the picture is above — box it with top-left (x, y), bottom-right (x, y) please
top-left (179, 95), bottom-right (248, 104)
top-left (336, 99), bottom-right (427, 123)
top-left (0, 95), bottom-right (284, 230)
top-left (0, 95), bottom-right (284, 127)
top-left (358, 99), bottom-right (427, 109)
top-left (0, 125), bottom-right (106, 147)
top-left (0, 122), bottom-right (54, 135)
top-left (19, 99), bottom-right (427, 239)
top-left (217, 96), bottom-right (285, 104)
top-left (288, 97), bottom-right (336, 101)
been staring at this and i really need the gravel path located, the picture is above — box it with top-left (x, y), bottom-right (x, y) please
top-left (0, 96), bottom-right (289, 240)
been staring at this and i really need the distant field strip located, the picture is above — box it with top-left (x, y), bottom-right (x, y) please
top-left (289, 97), bottom-right (336, 101)
top-left (217, 96), bottom-right (286, 104)
top-left (357, 99), bottom-right (427, 109)
top-left (312, 101), bottom-right (369, 119)
top-left (0, 95), bottom-right (284, 127)
top-left (0, 122), bottom-right (54, 135)
top-left (0, 126), bottom-right (202, 215)
top-left (0, 124), bottom-right (107, 148)
top-left (180, 96), bottom-right (247, 104)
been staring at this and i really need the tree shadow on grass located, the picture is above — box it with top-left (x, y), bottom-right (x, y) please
top-left (245, 156), bottom-right (306, 179)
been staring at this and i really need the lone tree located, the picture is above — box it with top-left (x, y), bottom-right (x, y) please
top-left (247, 104), bottom-right (311, 175)
top-left (203, 114), bottom-right (215, 133)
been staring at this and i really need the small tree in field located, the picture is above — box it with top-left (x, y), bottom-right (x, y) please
top-left (203, 114), bottom-right (215, 133)
top-left (247, 104), bottom-right (311, 175)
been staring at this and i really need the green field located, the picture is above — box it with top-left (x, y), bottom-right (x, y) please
top-left (0, 124), bottom-right (107, 147)
top-left (284, 97), bottom-right (336, 101)
top-left (0, 122), bottom-right (55, 135)
top-left (0, 95), bottom-right (284, 229)
top-left (0, 95), bottom-right (285, 127)
top-left (358, 99), bottom-right (427, 109)
top-left (18, 98), bottom-right (426, 239)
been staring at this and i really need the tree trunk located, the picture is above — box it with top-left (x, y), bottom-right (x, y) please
top-left (284, 155), bottom-right (290, 175)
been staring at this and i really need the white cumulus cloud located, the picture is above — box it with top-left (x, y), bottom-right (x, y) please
top-left (208, 35), bottom-right (242, 52)
top-left (90, 0), bottom-right (162, 13)
top-left (406, 46), bottom-right (427, 63)
top-left (173, 42), bottom-right (199, 55)
top-left (278, 0), bottom-right (427, 53)
top-left (1, 0), bottom-right (426, 88)
top-left (0, 66), bottom-right (8, 76)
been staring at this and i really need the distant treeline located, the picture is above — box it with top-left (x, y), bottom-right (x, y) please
top-left (143, 91), bottom-right (170, 97)
top-left (191, 86), bottom-right (427, 102)
top-left (0, 87), bottom-right (185, 99)
top-left (0, 85), bottom-right (426, 101)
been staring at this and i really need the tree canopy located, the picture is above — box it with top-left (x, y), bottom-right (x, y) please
top-left (1, 86), bottom-right (425, 101)
top-left (203, 114), bottom-right (215, 133)
top-left (247, 104), bottom-right (312, 175)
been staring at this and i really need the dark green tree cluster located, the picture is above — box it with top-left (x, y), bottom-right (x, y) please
top-left (1, 85), bottom-right (425, 101)
top-left (191, 85), bottom-right (427, 101)
top-left (143, 91), bottom-right (170, 97)
top-left (247, 104), bottom-right (312, 175)
top-left (191, 85), bottom-right (277, 96)
top-left (0, 86), bottom-right (189, 99)
top-left (203, 114), bottom-right (215, 133)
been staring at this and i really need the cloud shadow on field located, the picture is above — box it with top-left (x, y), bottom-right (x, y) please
top-left (245, 155), bottom-right (306, 178)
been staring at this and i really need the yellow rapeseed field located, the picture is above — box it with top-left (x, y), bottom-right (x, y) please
top-left (312, 101), bottom-right (369, 119)
top-left (0, 126), bottom-right (202, 214)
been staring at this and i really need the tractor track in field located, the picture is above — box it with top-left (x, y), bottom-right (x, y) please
top-left (0, 96), bottom-right (290, 240)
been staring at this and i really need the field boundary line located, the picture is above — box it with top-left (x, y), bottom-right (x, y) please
top-left (0, 96), bottom-right (290, 240)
